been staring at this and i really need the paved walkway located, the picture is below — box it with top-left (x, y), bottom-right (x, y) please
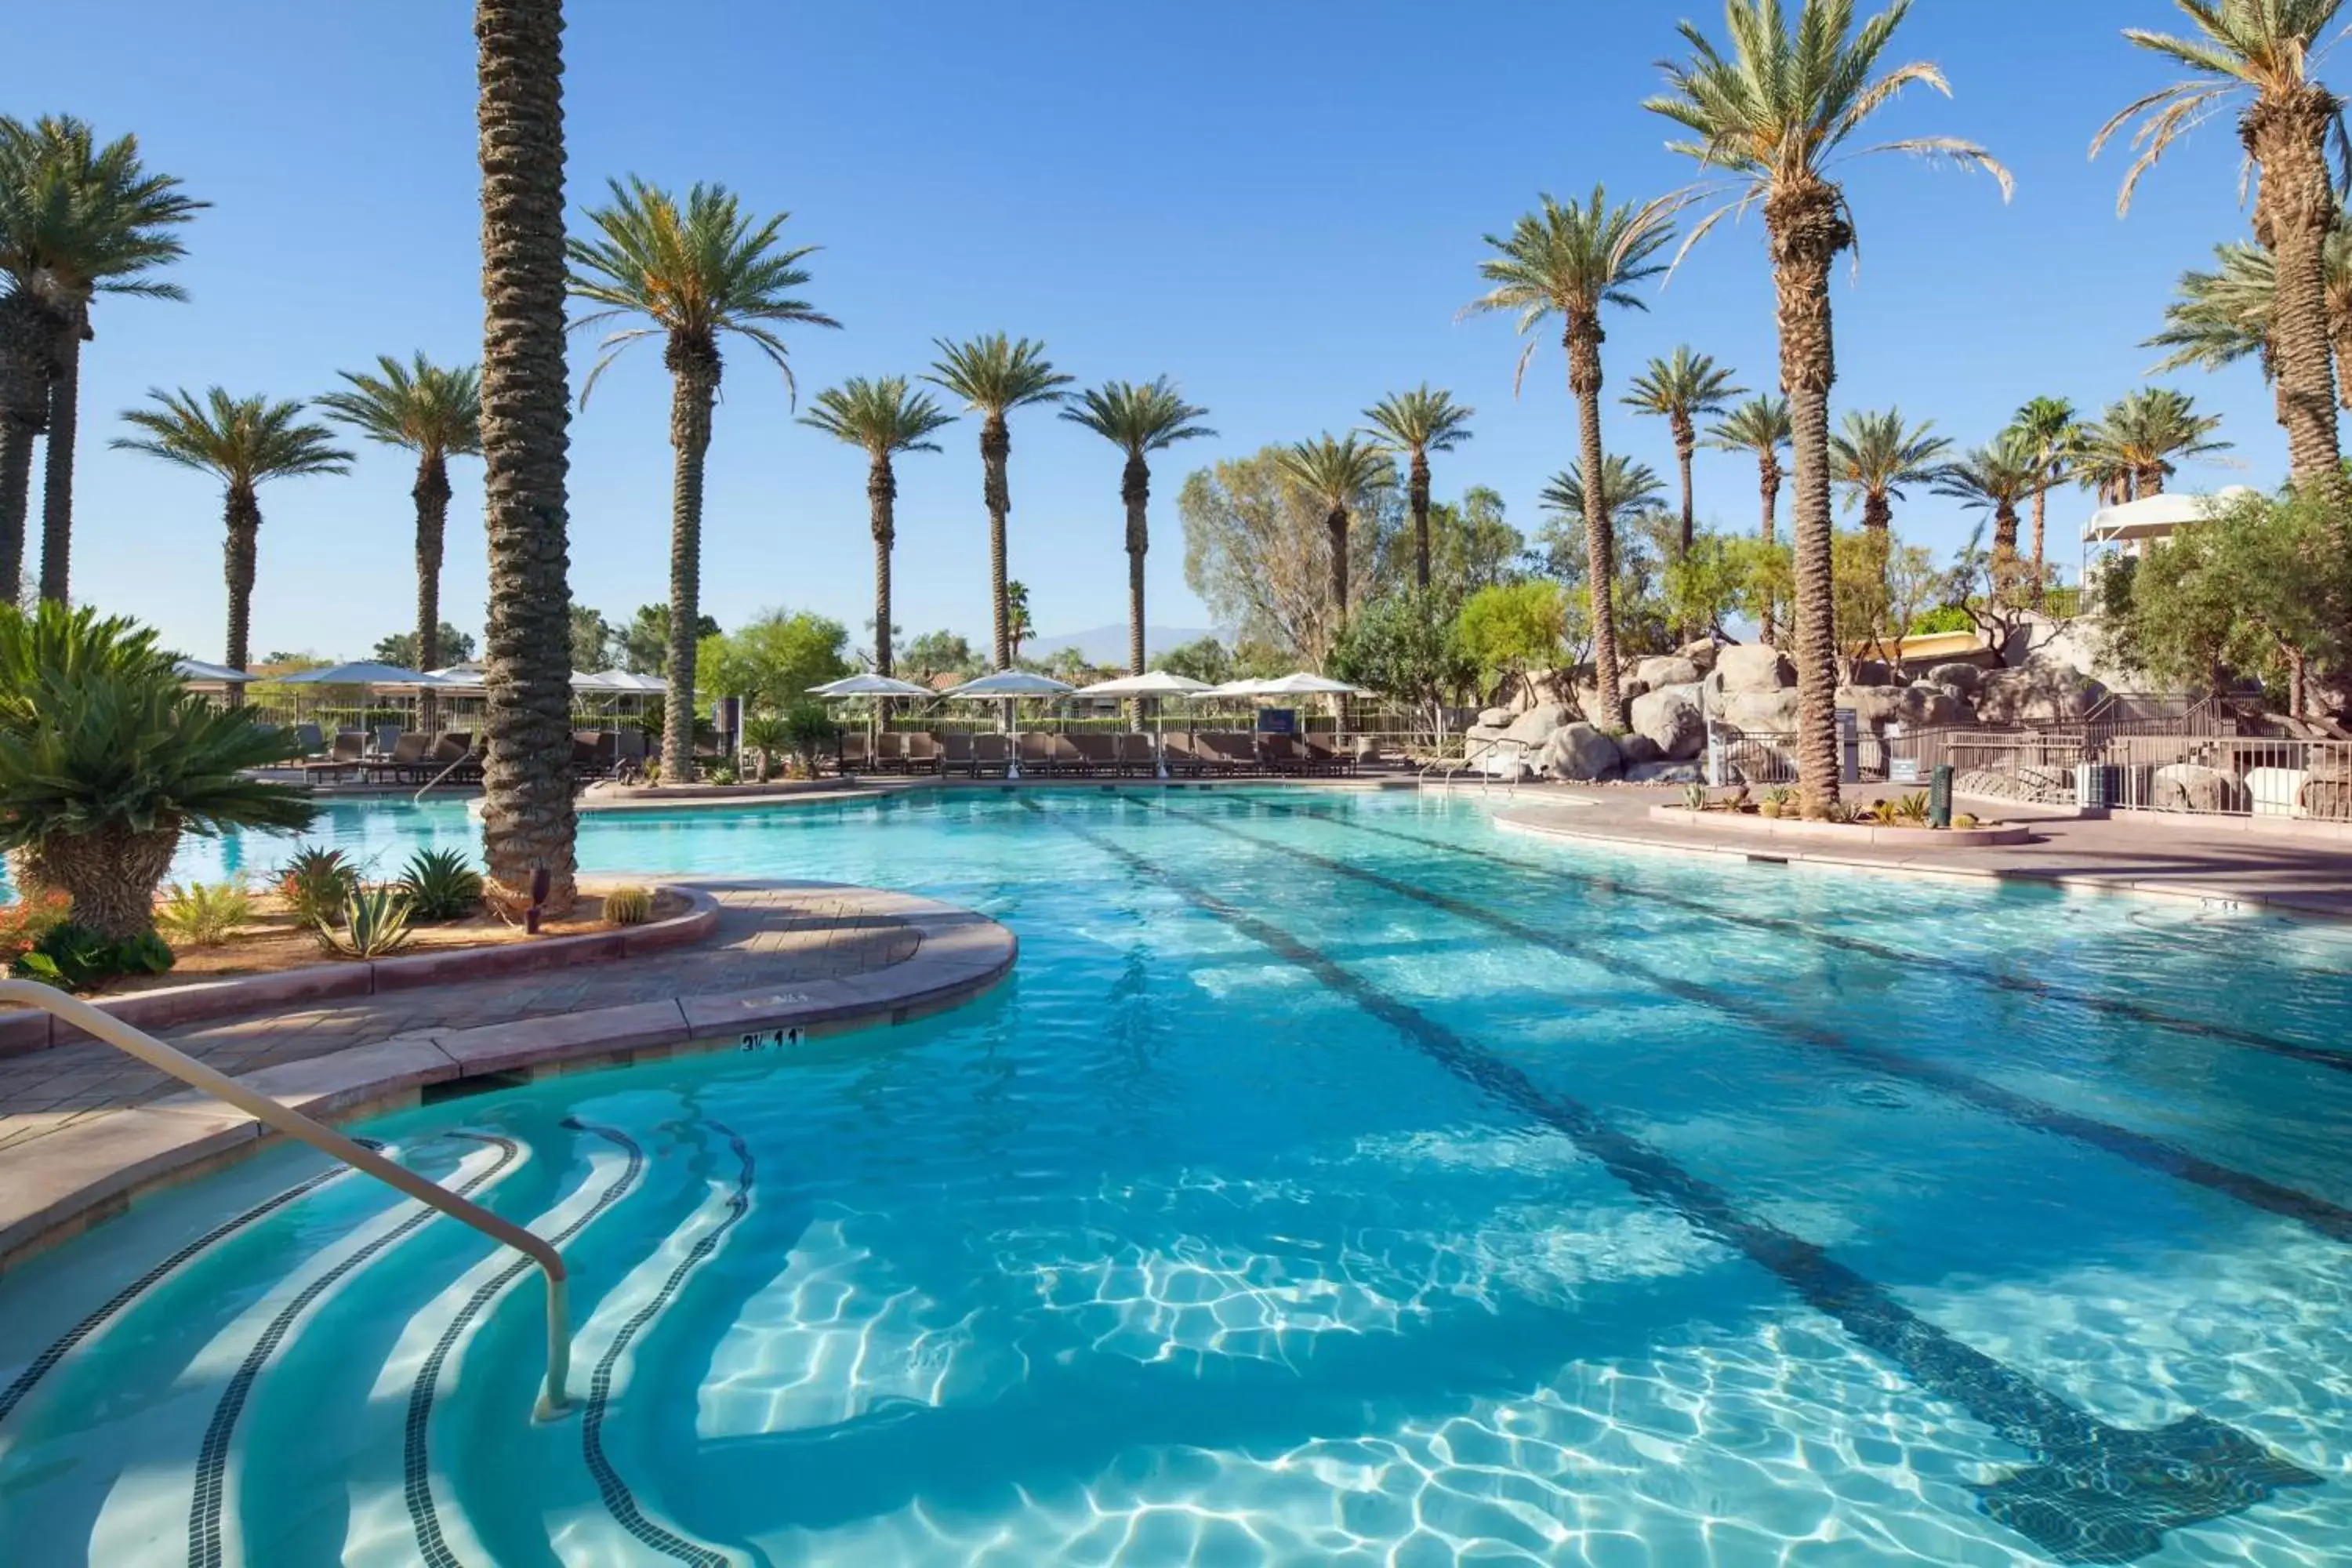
top-left (0, 880), bottom-right (927, 1157)
top-left (1497, 786), bottom-right (2352, 921)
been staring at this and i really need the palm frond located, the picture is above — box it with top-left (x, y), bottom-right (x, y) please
top-left (799, 375), bottom-right (958, 455)
top-left (1058, 376), bottom-right (1214, 455)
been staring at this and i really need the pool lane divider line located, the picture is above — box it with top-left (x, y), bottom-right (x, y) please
top-left (1144, 797), bottom-right (2352, 1249)
top-left (1258, 797), bottom-right (2352, 1076)
top-left (187, 1133), bottom-right (521, 1568)
top-left (1024, 797), bottom-right (2321, 1564)
top-left (405, 1120), bottom-right (644, 1568)
top-left (0, 1138), bottom-right (385, 1435)
top-left (579, 1120), bottom-right (754, 1568)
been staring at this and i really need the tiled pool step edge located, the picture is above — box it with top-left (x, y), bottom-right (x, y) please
top-left (0, 885), bottom-right (724, 1059)
top-left (0, 888), bottom-right (1016, 1272)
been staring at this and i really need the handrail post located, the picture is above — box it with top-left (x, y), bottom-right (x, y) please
top-left (0, 979), bottom-right (572, 1419)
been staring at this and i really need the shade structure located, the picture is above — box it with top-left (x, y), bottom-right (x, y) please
top-left (808, 673), bottom-right (938, 699)
top-left (173, 658), bottom-right (255, 685)
top-left (2080, 486), bottom-right (2255, 545)
top-left (1070, 670), bottom-right (1213, 698)
top-left (940, 670), bottom-right (1076, 699)
top-left (570, 670), bottom-right (625, 691)
top-left (589, 669), bottom-right (667, 692)
top-left (1248, 671), bottom-right (1364, 697)
top-left (271, 660), bottom-right (448, 688)
top-left (1200, 677), bottom-right (1270, 697)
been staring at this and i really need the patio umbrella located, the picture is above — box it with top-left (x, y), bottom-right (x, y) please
top-left (1072, 670), bottom-right (1213, 779)
top-left (590, 670), bottom-right (667, 692)
top-left (810, 673), bottom-right (939, 763)
top-left (173, 657), bottom-right (255, 686)
top-left (1250, 672), bottom-right (1363, 696)
top-left (273, 660), bottom-right (449, 688)
top-left (942, 670), bottom-right (1076, 774)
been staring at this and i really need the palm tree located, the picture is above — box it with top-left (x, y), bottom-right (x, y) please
top-left (1828, 409), bottom-right (1949, 535)
top-left (2079, 388), bottom-right (2232, 503)
top-left (2149, 227), bottom-right (2352, 407)
top-left (2003, 396), bottom-right (2081, 590)
top-left (474, 0), bottom-right (582, 915)
top-left (1004, 579), bottom-right (1034, 661)
top-left (1463, 187), bottom-right (1677, 726)
top-left (1622, 347), bottom-right (1744, 554)
top-left (1060, 377), bottom-right (1215, 678)
top-left (1707, 394), bottom-right (1794, 646)
top-left (799, 376), bottom-right (956, 676)
top-left (1359, 384), bottom-right (1473, 590)
top-left (0, 116), bottom-right (202, 602)
top-left (111, 389), bottom-right (350, 677)
top-left (1648, 0), bottom-right (2009, 816)
top-left (925, 335), bottom-right (1072, 670)
top-left (1931, 433), bottom-right (2049, 579)
top-left (317, 354), bottom-right (481, 729)
top-left (1274, 434), bottom-right (1389, 626)
top-left (1539, 454), bottom-right (1668, 524)
top-left (568, 176), bottom-right (837, 782)
top-left (2095, 0), bottom-right (2349, 492)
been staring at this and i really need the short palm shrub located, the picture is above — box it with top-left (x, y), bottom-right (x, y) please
top-left (1893, 791), bottom-right (1931, 826)
top-left (0, 604), bottom-right (314, 941)
top-left (602, 885), bottom-right (654, 925)
top-left (156, 880), bottom-right (254, 946)
top-left (740, 714), bottom-right (790, 782)
top-left (316, 884), bottom-right (414, 957)
top-left (12, 922), bottom-right (174, 992)
top-left (780, 702), bottom-right (840, 776)
top-left (279, 846), bottom-right (361, 926)
top-left (399, 848), bottom-right (484, 920)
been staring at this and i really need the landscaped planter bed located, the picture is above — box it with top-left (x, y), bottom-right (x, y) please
top-left (1645, 804), bottom-right (2034, 848)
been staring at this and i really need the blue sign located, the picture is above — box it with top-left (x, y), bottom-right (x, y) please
top-left (1256, 707), bottom-right (1297, 735)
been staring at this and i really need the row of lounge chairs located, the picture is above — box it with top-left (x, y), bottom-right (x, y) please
top-left (842, 731), bottom-right (1356, 779)
top-left (296, 730), bottom-right (485, 786)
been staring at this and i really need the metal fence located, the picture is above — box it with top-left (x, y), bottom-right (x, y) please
top-left (1887, 724), bottom-right (2352, 820)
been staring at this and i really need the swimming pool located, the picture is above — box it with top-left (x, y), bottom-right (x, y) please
top-left (2, 787), bottom-right (2348, 1565)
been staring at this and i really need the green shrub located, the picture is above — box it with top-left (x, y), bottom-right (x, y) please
top-left (740, 715), bottom-right (790, 782)
top-left (780, 702), bottom-right (840, 771)
top-left (316, 884), bottom-right (414, 957)
top-left (603, 885), bottom-right (654, 926)
top-left (399, 848), bottom-right (483, 921)
top-left (706, 760), bottom-right (739, 786)
top-left (1953, 811), bottom-right (1981, 830)
top-left (1894, 791), bottom-right (1932, 826)
top-left (0, 887), bottom-right (73, 967)
top-left (156, 880), bottom-right (254, 946)
top-left (280, 847), bottom-right (360, 927)
top-left (1681, 782), bottom-right (1708, 811)
top-left (11, 922), bottom-right (174, 991)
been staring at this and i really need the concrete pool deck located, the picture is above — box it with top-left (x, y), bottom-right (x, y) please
top-left (1492, 785), bottom-right (2352, 922)
top-left (0, 878), bottom-right (1015, 1269)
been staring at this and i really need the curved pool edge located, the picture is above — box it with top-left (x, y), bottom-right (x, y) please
top-left (0, 879), bottom-right (1016, 1274)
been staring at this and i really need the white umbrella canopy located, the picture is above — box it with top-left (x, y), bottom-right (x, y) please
top-left (272, 660), bottom-right (448, 688)
top-left (942, 670), bottom-right (1076, 698)
top-left (1250, 671), bottom-right (1364, 696)
top-left (1071, 670), bottom-right (1213, 698)
top-left (590, 670), bottom-right (667, 693)
top-left (173, 658), bottom-right (255, 684)
top-left (1200, 677), bottom-right (1270, 697)
top-left (809, 673), bottom-right (938, 699)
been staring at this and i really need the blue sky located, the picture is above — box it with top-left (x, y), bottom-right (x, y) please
top-left (1, 1), bottom-right (2289, 662)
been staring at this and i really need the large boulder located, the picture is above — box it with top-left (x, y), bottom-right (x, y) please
top-left (1474, 706), bottom-right (1512, 730)
top-left (1846, 659), bottom-right (1895, 688)
top-left (1675, 638), bottom-right (1723, 675)
top-left (1617, 732), bottom-right (1665, 766)
top-left (1628, 686), bottom-right (1706, 760)
top-left (1839, 682), bottom-right (1969, 729)
top-left (2299, 752), bottom-right (2352, 821)
top-left (1501, 702), bottom-right (1569, 745)
top-left (1721, 687), bottom-right (1802, 733)
top-left (1540, 723), bottom-right (1623, 782)
top-left (1717, 644), bottom-right (1796, 693)
top-left (2152, 764), bottom-right (2248, 814)
top-left (1927, 662), bottom-right (1984, 694)
top-left (1623, 760), bottom-right (1704, 786)
top-left (1977, 666), bottom-right (2106, 726)
top-left (1633, 655), bottom-right (1702, 690)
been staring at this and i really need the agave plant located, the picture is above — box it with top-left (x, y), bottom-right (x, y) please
top-left (1681, 781), bottom-right (1709, 811)
top-left (398, 846), bottom-right (483, 921)
top-left (316, 884), bottom-right (414, 958)
top-left (278, 845), bottom-right (359, 927)
top-left (1894, 790), bottom-right (1931, 826)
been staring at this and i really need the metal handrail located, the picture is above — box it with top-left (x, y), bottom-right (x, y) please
top-left (412, 742), bottom-right (482, 805)
top-left (1419, 735), bottom-right (1524, 796)
top-left (0, 979), bottom-right (572, 1419)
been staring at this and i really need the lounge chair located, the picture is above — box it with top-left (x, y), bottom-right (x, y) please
top-left (972, 733), bottom-right (1011, 777)
top-left (423, 731), bottom-right (481, 786)
top-left (1261, 735), bottom-right (1309, 776)
top-left (1161, 734), bottom-right (1207, 778)
top-left (1048, 734), bottom-right (1086, 775)
top-left (1198, 732), bottom-right (1259, 774)
top-left (300, 729), bottom-right (366, 783)
top-left (1016, 731), bottom-right (1054, 775)
top-left (903, 731), bottom-right (941, 775)
top-left (1116, 732), bottom-right (1160, 776)
top-left (939, 731), bottom-right (975, 775)
top-left (1072, 733), bottom-right (1120, 776)
top-left (371, 724), bottom-right (401, 760)
top-left (875, 732), bottom-right (906, 774)
top-left (291, 722), bottom-right (325, 758)
top-left (839, 731), bottom-right (871, 773)
top-left (365, 731), bottom-right (433, 784)
top-left (1305, 739), bottom-right (1354, 776)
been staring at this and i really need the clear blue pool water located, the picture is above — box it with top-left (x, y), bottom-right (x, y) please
top-left (2, 787), bottom-right (2350, 1566)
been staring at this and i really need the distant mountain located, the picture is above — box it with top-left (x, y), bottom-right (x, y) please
top-left (1025, 624), bottom-right (1223, 665)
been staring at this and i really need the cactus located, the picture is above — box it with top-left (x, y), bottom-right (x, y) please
top-left (603, 886), bottom-right (655, 926)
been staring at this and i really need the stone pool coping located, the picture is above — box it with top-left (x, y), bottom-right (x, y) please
top-left (0, 885), bottom-right (722, 1060)
top-left (1642, 804), bottom-right (2034, 848)
top-left (0, 882), bottom-right (1015, 1272)
top-left (568, 774), bottom-right (1418, 814)
top-left (1496, 789), bottom-right (2352, 923)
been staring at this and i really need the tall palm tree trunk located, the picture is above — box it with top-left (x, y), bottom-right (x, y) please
top-left (414, 449), bottom-right (449, 731)
top-left (222, 487), bottom-right (260, 683)
top-left (1992, 500), bottom-right (2020, 566)
top-left (1671, 416), bottom-right (1696, 556)
top-left (1860, 492), bottom-right (1890, 535)
top-left (0, 426), bottom-right (31, 593)
top-left (38, 318), bottom-right (82, 604)
top-left (869, 453), bottom-right (895, 675)
top-left (1566, 317), bottom-right (1621, 728)
top-left (1767, 183), bottom-right (1851, 818)
top-left (981, 413), bottom-right (1011, 668)
top-left (474, 0), bottom-right (579, 914)
top-left (1326, 506), bottom-right (1350, 623)
top-left (2249, 87), bottom-right (2347, 497)
top-left (1407, 449), bottom-right (1432, 590)
top-left (1123, 453), bottom-right (1149, 677)
top-left (662, 345), bottom-right (717, 782)
top-left (1756, 452), bottom-right (1780, 647)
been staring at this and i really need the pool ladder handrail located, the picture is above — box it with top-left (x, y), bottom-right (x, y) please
top-left (0, 978), bottom-right (572, 1420)
top-left (1418, 735), bottom-right (1525, 796)
top-left (412, 738), bottom-right (483, 805)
